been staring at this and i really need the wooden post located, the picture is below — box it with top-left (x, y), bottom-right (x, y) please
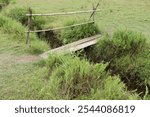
top-left (89, 3), bottom-right (100, 21)
top-left (92, 4), bottom-right (95, 21)
top-left (26, 7), bottom-right (32, 47)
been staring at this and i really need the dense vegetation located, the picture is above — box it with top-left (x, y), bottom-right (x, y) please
top-left (85, 30), bottom-right (150, 97)
top-left (60, 20), bottom-right (100, 44)
top-left (38, 29), bottom-right (149, 100)
top-left (2, 7), bottom-right (46, 30)
top-left (0, 0), bottom-right (11, 5)
top-left (0, 0), bottom-right (150, 100)
top-left (39, 54), bottom-right (139, 100)
top-left (0, 3), bottom-right (49, 54)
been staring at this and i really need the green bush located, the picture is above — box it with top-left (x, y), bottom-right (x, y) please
top-left (3, 7), bottom-right (46, 30)
top-left (59, 20), bottom-right (100, 44)
top-left (0, 14), bottom-right (26, 40)
top-left (110, 54), bottom-right (150, 95)
top-left (0, 14), bottom-right (49, 54)
top-left (0, 0), bottom-right (11, 5)
top-left (87, 76), bottom-right (140, 100)
top-left (39, 54), bottom-right (139, 100)
top-left (86, 30), bottom-right (150, 96)
top-left (89, 30), bottom-right (147, 62)
top-left (0, 0), bottom-right (11, 10)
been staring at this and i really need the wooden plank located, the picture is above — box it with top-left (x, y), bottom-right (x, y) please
top-left (26, 8), bottom-right (32, 47)
top-left (26, 9), bottom-right (100, 16)
top-left (26, 21), bottom-right (94, 33)
top-left (40, 34), bottom-right (102, 59)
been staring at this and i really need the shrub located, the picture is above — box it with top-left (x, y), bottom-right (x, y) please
top-left (39, 54), bottom-right (139, 100)
top-left (28, 39), bottom-right (50, 55)
top-left (110, 54), bottom-right (150, 95)
top-left (0, 0), bottom-right (11, 5)
top-left (0, 0), bottom-right (11, 10)
top-left (2, 6), bottom-right (62, 47)
top-left (3, 7), bottom-right (46, 30)
top-left (86, 30), bottom-right (150, 96)
top-left (87, 76), bottom-right (140, 100)
top-left (88, 30), bottom-right (147, 62)
top-left (0, 14), bottom-right (26, 40)
top-left (59, 20), bottom-right (100, 44)
top-left (0, 14), bottom-right (49, 54)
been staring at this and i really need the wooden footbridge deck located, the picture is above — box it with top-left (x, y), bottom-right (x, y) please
top-left (40, 34), bottom-right (102, 59)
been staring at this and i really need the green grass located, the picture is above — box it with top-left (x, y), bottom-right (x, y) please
top-left (0, 0), bottom-right (150, 99)
top-left (39, 54), bottom-right (140, 100)
top-left (60, 20), bottom-right (100, 44)
top-left (0, 30), bottom-right (47, 99)
top-left (12, 0), bottom-right (150, 39)
top-left (0, 14), bottom-right (49, 55)
top-left (86, 30), bottom-right (150, 96)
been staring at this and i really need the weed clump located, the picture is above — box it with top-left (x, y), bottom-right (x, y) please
top-left (39, 54), bottom-right (139, 100)
top-left (86, 30), bottom-right (150, 96)
top-left (0, 0), bottom-right (11, 5)
top-left (59, 20), bottom-right (100, 44)
top-left (88, 30), bottom-right (147, 62)
top-left (0, 14), bottom-right (49, 54)
top-left (0, 14), bottom-right (26, 40)
top-left (0, 0), bottom-right (9, 10)
top-left (2, 7), bottom-right (62, 48)
top-left (110, 53), bottom-right (150, 95)
top-left (3, 7), bottom-right (46, 30)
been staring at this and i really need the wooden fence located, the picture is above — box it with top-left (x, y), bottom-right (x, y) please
top-left (26, 3), bottom-right (100, 47)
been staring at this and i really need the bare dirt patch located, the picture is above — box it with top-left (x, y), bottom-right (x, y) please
top-left (16, 55), bottom-right (42, 63)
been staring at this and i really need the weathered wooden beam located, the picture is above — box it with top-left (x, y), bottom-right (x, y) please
top-left (26, 21), bottom-right (94, 33)
top-left (40, 34), bottom-right (102, 59)
top-left (26, 8), bottom-right (32, 47)
top-left (26, 9), bottom-right (100, 16)
top-left (89, 3), bottom-right (100, 20)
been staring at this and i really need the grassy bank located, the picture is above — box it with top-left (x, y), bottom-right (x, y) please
top-left (13, 0), bottom-right (150, 39)
top-left (0, 0), bottom-right (150, 100)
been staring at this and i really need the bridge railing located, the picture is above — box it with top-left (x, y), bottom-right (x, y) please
top-left (26, 3), bottom-right (100, 47)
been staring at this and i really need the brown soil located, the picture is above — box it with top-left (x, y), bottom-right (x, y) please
top-left (16, 55), bottom-right (42, 63)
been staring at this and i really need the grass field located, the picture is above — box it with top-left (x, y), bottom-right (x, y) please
top-left (0, 0), bottom-right (150, 99)
top-left (0, 29), bottom-right (46, 99)
top-left (13, 0), bottom-right (150, 38)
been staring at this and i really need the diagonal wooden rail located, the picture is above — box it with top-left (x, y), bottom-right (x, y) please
top-left (40, 34), bottom-right (102, 59)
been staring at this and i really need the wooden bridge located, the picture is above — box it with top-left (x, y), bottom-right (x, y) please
top-left (26, 3), bottom-right (100, 47)
top-left (26, 3), bottom-right (101, 59)
top-left (40, 34), bottom-right (102, 59)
